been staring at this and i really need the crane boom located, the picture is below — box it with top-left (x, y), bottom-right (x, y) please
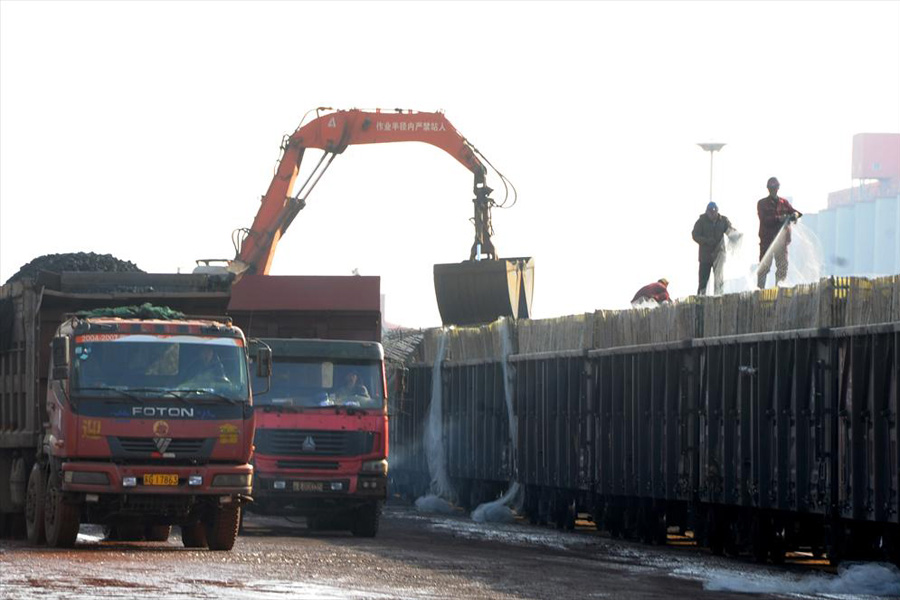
top-left (231, 108), bottom-right (496, 276)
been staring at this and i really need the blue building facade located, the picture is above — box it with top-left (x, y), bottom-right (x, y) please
top-left (803, 133), bottom-right (900, 277)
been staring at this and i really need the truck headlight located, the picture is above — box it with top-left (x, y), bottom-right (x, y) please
top-left (211, 473), bottom-right (252, 487)
top-left (360, 460), bottom-right (388, 476)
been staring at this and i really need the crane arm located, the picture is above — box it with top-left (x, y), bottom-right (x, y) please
top-left (232, 109), bottom-right (494, 276)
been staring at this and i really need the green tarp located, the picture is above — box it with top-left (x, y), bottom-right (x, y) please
top-left (75, 303), bottom-right (185, 320)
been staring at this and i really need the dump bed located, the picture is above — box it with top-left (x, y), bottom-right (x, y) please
top-left (0, 272), bottom-right (233, 450)
top-left (228, 275), bottom-right (381, 342)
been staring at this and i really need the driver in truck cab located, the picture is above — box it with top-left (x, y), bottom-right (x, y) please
top-left (183, 346), bottom-right (228, 384)
top-left (336, 371), bottom-right (369, 399)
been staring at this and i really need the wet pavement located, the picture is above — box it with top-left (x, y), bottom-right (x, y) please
top-left (1, 504), bottom-right (898, 599)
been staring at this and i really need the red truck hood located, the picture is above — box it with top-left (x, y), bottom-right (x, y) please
top-left (72, 402), bottom-right (254, 463)
top-left (253, 408), bottom-right (384, 433)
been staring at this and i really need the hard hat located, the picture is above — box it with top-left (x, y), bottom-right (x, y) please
top-left (658, 278), bottom-right (669, 286)
top-left (707, 201), bottom-right (718, 211)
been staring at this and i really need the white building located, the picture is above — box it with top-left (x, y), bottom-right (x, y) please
top-left (802, 133), bottom-right (900, 277)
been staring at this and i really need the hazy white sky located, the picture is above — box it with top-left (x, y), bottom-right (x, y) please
top-left (2, 1), bottom-right (898, 328)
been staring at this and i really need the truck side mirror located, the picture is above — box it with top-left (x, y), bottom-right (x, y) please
top-left (51, 336), bottom-right (70, 380)
top-left (256, 347), bottom-right (272, 378)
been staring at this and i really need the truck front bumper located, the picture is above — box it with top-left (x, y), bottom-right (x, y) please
top-left (59, 461), bottom-right (253, 497)
top-left (252, 472), bottom-right (387, 501)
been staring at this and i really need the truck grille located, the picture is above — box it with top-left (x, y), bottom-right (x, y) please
top-left (275, 460), bottom-right (340, 470)
top-left (110, 437), bottom-right (211, 459)
top-left (255, 429), bottom-right (374, 457)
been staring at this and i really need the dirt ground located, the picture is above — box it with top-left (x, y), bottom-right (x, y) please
top-left (1, 503), bottom-right (897, 600)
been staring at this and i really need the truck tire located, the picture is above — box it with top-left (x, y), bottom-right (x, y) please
top-left (145, 524), bottom-right (172, 542)
top-left (206, 504), bottom-right (240, 551)
top-left (350, 502), bottom-right (381, 538)
top-left (43, 467), bottom-right (80, 548)
top-left (25, 464), bottom-right (46, 544)
top-left (181, 522), bottom-right (208, 548)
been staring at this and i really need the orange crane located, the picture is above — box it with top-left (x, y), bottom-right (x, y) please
top-left (228, 108), bottom-right (533, 325)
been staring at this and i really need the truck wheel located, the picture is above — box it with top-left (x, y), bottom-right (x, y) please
top-left (25, 464), bottom-right (46, 544)
top-left (145, 524), bottom-right (172, 542)
top-left (43, 467), bottom-right (80, 548)
top-left (350, 502), bottom-right (381, 538)
top-left (206, 504), bottom-right (240, 551)
top-left (181, 522), bottom-right (208, 548)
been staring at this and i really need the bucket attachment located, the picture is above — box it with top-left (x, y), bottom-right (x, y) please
top-left (433, 257), bottom-right (534, 326)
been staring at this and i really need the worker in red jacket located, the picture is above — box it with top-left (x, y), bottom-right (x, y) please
top-left (631, 278), bottom-right (670, 306)
top-left (757, 177), bottom-right (801, 289)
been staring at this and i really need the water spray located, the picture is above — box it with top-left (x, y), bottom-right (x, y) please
top-left (756, 217), bottom-right (794, 288)
top-left (424, 329), bottom-right (453, 499)
top-left (471, 318), bottom-right (522, 523)
top-left (722, 220), bottom-right (824, 294)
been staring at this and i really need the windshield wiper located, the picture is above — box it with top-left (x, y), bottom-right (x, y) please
top-left (126, 388), bottom-right (193, 405)
top-left (75, 386), bottom-right (143, 403)
top-left (175, 388), bottom-right (243, 405)
top-left (304, 403), bottom-right (374, 415)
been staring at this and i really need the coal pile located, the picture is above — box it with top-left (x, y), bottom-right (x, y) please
top-left (383, 326), bottom-right (425, 367)
top-left (5, 252), bottom-right (144, 285)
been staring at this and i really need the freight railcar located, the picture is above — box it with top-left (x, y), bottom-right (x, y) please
top-left (388, 321), bottom-right (900, 565)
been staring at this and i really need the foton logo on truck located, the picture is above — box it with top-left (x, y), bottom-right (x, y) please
top-left (132, 407), bottom-right (195, 418)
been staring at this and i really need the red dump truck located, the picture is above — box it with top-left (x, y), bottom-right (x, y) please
top-left (0, 272), bottom-right (265, 550)
top-left (227, 275), bottom-right (388, 536)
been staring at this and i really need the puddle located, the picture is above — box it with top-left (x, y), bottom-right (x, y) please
top-left (398, 510), bottom-right (595, 552)
top-left (235, 580), bottom-right (404, 599)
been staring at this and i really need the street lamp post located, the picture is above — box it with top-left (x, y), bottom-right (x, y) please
top-left (697, 142), bottom-right (726, 202)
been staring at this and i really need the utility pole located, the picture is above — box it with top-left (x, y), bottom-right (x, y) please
top-left (697, 143), bottom-right (726, 202)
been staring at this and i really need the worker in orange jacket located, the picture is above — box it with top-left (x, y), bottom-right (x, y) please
top-left (757, 177), bottom-right (802, 288)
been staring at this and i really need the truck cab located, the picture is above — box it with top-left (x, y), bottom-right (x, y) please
top-left (248, 338), bottom-right (387, 537)
top-left (33, 313), bottom-right (257, 549)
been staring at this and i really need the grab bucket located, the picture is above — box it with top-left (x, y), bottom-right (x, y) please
top-left (433, 257), bottom-right (534, 326)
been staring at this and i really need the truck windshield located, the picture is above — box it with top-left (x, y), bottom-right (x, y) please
top-left (71, 336), bottom-right (249, 402)
top-left (252, 359), bottom-right (384, 410)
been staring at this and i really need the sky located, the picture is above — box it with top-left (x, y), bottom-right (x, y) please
top-left (1, 1), bottom-right (898, 328)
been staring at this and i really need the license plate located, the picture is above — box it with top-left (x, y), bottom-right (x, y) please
top-left (143, 474), bottom-right (179, 486)
top-left (294, 481), bottom-right (323, 492)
